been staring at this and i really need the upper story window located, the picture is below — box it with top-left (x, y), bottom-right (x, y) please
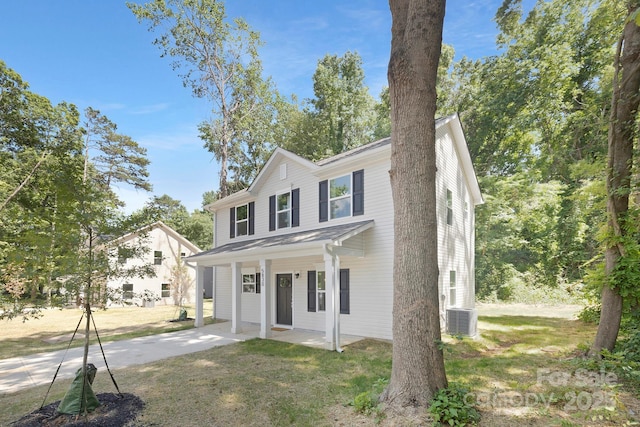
top-left (277, 192), bottom-right (291, 229)
top-left (153, 250), bottom-right (162, 265)
top-left (236, 204), bottom-right (248, 236)
top-left (446, 189), bottom-right (453, 226)
top-left (319, 170), bottom-right (364, 222)
top-left (330, 175), bottom-right (352, 220)
top-left (449, 270), bottom-right (457, 306)
top-left (269, 189), bottom-right (299, 231)
top-left (230, 202), bottom-right (255, 238)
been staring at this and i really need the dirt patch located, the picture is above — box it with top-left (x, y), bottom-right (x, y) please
top-left (11, 393), bottom-right (143, 426)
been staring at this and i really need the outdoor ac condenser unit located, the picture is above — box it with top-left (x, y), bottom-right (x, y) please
top-left (446, 308), bottom-right (478, 337)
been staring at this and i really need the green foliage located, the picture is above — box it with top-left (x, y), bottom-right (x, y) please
top-left (129, 0), bottom-right (286, 198)
top-left (350, 377), bottom-right (388, 418)
top-left (0, 61), bottom-right (155, 319)
top-left (428, 382), bottom-right (480, 426)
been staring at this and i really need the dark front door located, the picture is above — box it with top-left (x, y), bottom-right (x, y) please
top-left (276, 273), bottom-right (293, 325)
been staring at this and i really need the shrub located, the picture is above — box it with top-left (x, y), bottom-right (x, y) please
top-left (429, 382), bottom-right (479, 426)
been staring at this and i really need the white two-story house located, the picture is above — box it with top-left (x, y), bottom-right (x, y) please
top-left (188, 114), bottom-right (483, 350)
top-left (107, 221), bottom-right (200, 306)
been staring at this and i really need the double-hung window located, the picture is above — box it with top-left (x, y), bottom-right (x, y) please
top-left (230, 202), bottom-right (255, 238)
top-left (236, 204), bottom-right (248, 236)
top-left (269, 189), bottom-right (299, 231)
top-left (153, 251), bottom-right (162, 265)
top-left (449, 270), bottom-right (457, 306)
top-left (319, 170), bottom-right (364, 222)
top-left (242, 273), bottom-right (256, 293)
top-left (329, 175), bottom-right (352, 220)
top-left (241, 270), bottom-right (261, 294)
top-left (307, 269), bottom-right (349, 314)
top-left (446, 189), bottom-right (453, 226)
top-left (161, 283), bottom-right (170, 298)
top-left (277, 192), bottom-right (291, 229)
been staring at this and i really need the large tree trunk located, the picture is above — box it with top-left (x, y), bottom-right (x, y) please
top-left (381, 0), bottom-right (448, 407)
top-left (591, 5), bottom-right (640, 356)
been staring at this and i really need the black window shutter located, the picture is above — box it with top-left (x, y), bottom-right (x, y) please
top-left (353, 169), bottom-right (364, 216)
top-left (229, 207), bottom-right (235, 238)
top-left (319, 180), bottom-right (328, 222)
top-left (248, 201), bottom-right (255, 235)
top-left (339, 269), bottom-right (350, 314)
top-left (307, 270), bottom-right (316, 312)
top-left (292, 188), bottom-right (300, 227)
top-left (269, 195), bottom-right (276, 231)
top-left (256, 272), bottom-right (261, 294)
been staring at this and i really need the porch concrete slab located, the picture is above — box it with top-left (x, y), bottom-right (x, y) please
top-left (0, 321), bottom-right (363, 395)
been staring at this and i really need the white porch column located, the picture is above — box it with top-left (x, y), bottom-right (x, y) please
top-left (195, 265), bottom-right (205, 327)
top-left (231, 261), bottom-right (243, 333)
top-left (259, 259), bottom-right (272, 339)
top-left (324, 248), bottom-right (336, 350)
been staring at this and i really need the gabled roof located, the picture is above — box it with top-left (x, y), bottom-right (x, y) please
top-left (206, 113), bottom-right (482, 210)
top-left (110, 221), bottom-right (201, 254)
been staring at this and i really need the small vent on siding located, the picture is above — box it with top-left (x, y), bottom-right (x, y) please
top-left (280, 163), bottom-right (287, 180)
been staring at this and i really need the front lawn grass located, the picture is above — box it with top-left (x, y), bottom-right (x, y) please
top-left (1, 306), bottom-right (638, 426)
top-left (0, 304), bottom-right (214, 360)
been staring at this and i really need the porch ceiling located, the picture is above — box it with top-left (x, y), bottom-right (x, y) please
top-left (187, 220), bottom-right (374, 266)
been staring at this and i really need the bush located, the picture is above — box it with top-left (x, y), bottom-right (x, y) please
top-left (429, 382), bottom-right (479, 426)
top-left (350, 378), bottom-right (388, 416)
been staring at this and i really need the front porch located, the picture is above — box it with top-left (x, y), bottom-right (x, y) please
top-left (204, 320), bottom-right (365, 350)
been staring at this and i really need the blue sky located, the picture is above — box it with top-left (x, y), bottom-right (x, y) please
top-left (1, 0), bottom-right (532, 213)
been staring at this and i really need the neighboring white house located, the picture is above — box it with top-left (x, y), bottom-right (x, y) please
top-left (107, 221), bottom-right (200, 306)
top-left (188, 113), bottom-right (483, 350)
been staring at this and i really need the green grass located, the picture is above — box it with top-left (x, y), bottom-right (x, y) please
top-left (1, 307), bottom-right (639, 426)
top-left (0, 304), bottom-right (215, 360)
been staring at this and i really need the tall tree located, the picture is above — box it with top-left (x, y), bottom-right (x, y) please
top-left (83, 107), bottom-right (152, 195)
top-left (590, 2), bottom-right (640, 355)
top-left (381, 0), bottom-right (447, 407)
top-left (129, 0), bottom-right (284, 197)
top-left (283, 51), bottom-right (377, 160)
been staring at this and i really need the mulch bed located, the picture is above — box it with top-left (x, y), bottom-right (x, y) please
top-left (11, 393), bottom-right (144, 426)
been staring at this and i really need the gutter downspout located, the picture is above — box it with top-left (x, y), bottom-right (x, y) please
top-left (211, 210), bottom-right (217, 320)
top-left (334, 257), bottom-right (343, 353)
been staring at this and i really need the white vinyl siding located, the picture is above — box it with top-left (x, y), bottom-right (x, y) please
top-left (210, 118), bottom-right (477, 340)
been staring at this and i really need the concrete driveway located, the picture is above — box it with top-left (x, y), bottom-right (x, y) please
top-left (0, 322), bottom-right (258, 395)
top-left (0, 321), bottom-right (363, 395)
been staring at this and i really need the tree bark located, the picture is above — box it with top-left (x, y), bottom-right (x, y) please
top-left (591, 5), bottom-right (640, 355)
top-left (381, 0), bottom-right (448, 407)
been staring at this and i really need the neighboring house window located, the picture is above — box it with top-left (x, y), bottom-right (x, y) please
top-left (117, 247), bottom-right (129, 264)
top-left (180, 252), bottom-right (186, 258)
top-left (161, 283), bottom-right (170, 298)
top-left (122, 283), bottom-right (133, 300)
top-left (154, 251), bottom-right (162, 265)
top-left (449, 270), bottom-right (457, 306)
top-left (230, 202), bottom-right (255, 238)
top-left (319, 170), bottom-right (364, 222)
top-left (307, 269), bottom-right (349, 314)
top-left (446, 189), bottom-right (453, 225)
top-left (269, 189), bottom-right (299, 231)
